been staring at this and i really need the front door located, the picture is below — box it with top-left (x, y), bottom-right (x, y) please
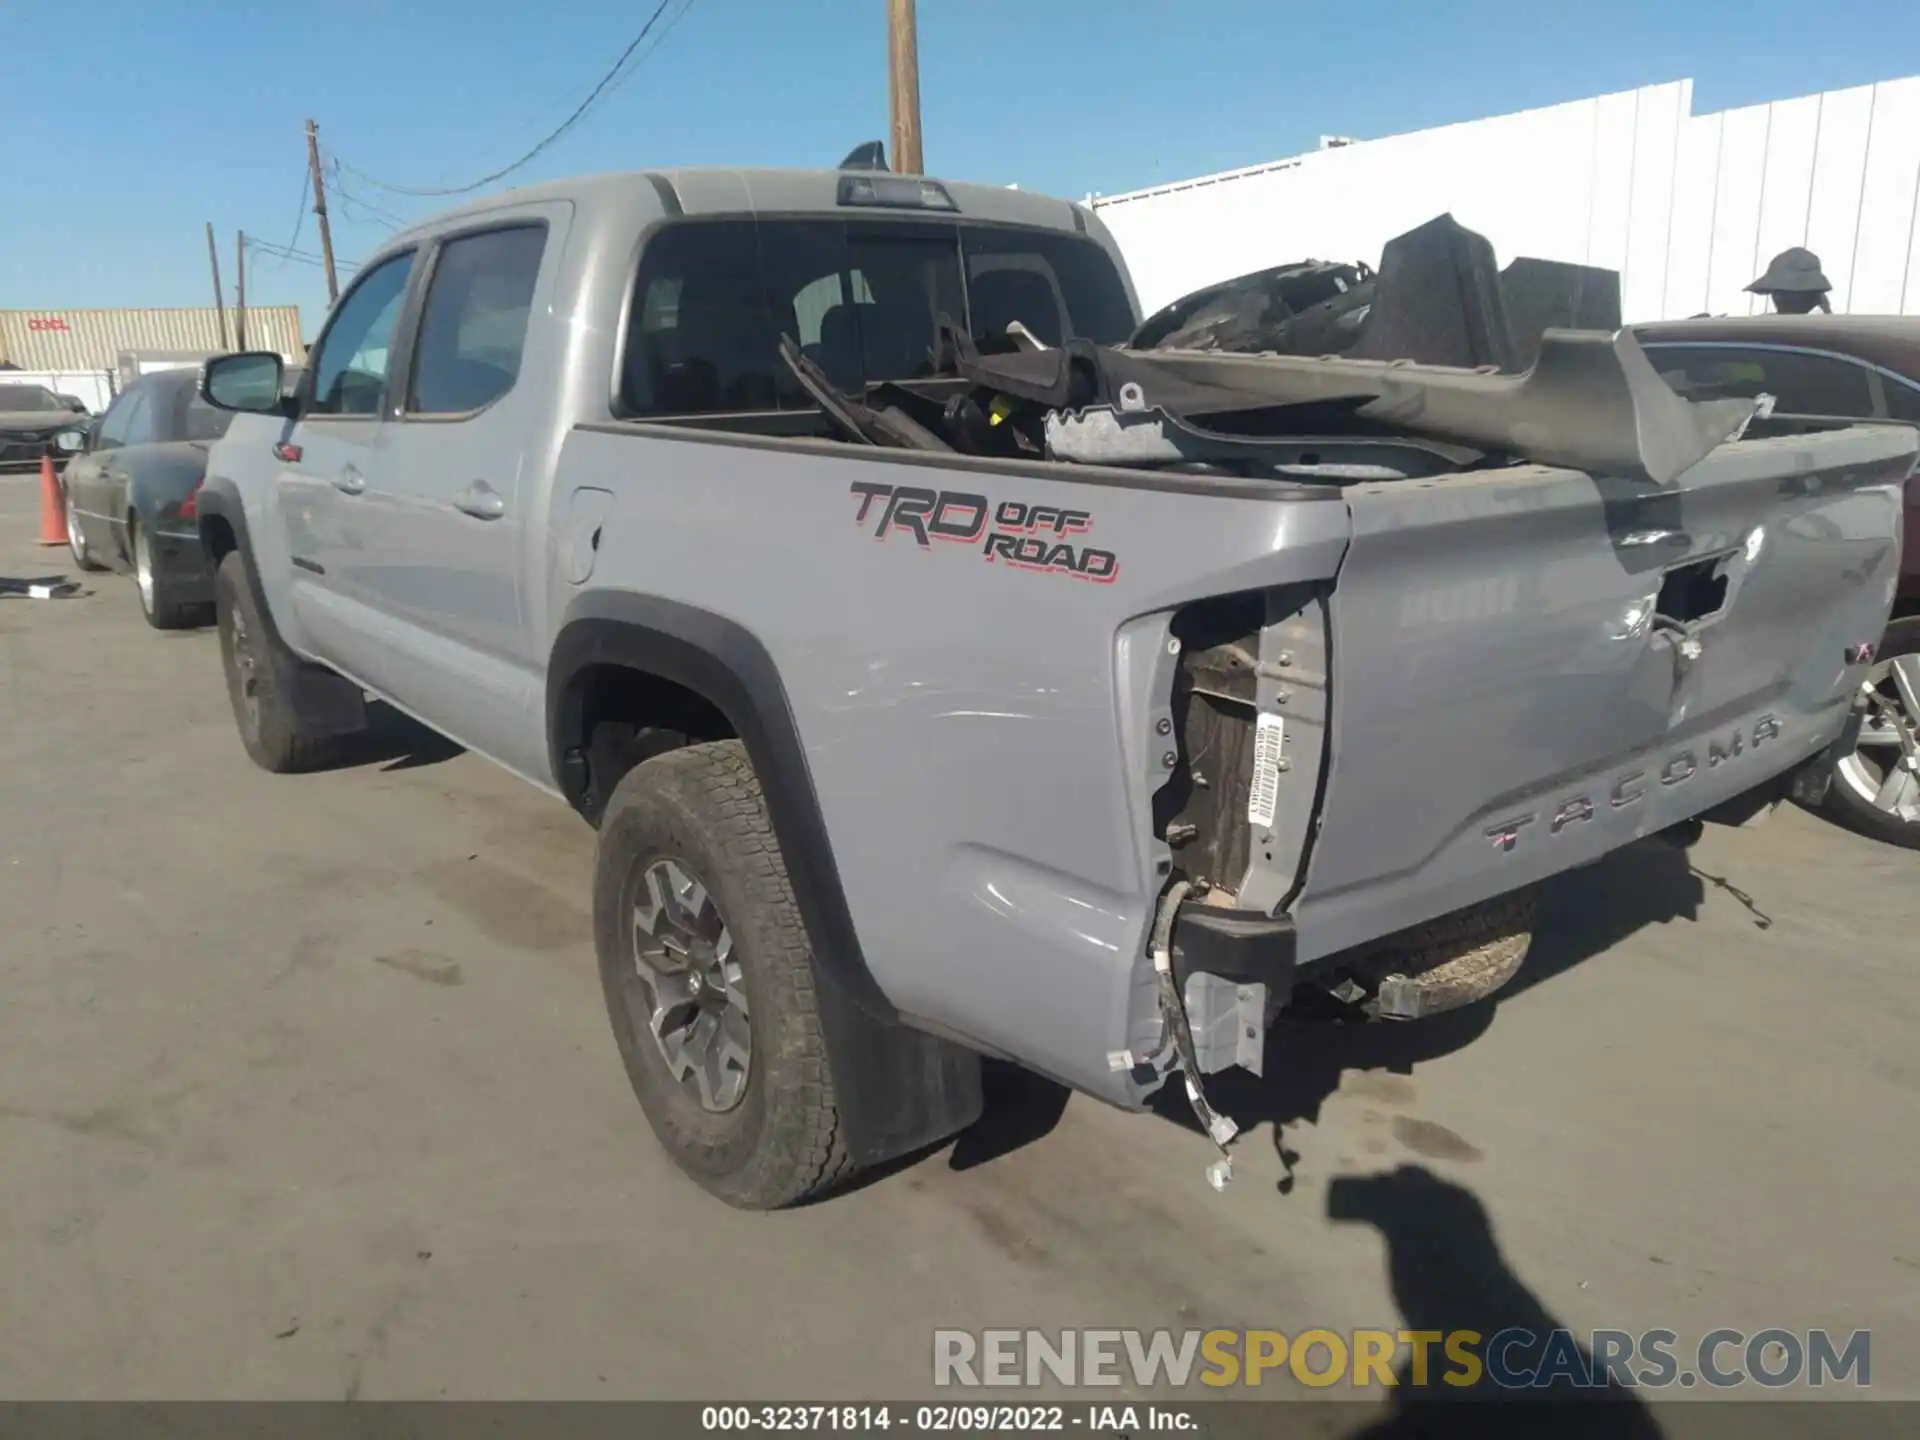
top-left (350, 212), bottom-right (562, 780)
top-left (272, 248), bottom-right (419, 693)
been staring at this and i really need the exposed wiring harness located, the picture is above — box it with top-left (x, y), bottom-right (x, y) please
top-left (1149, 879), bottom-right (1239, 1190)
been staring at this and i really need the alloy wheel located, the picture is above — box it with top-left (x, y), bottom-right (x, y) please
top-left (627, 858), bottom-right (752, 1113)
top-left (1835, 652), bottom-right (1920, 823)
top-left (224, 601), bottom-right (263, 731)
top-left (134, 524), bottom-right (155, 614)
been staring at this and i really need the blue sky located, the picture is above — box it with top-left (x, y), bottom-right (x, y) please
top-left (3, 0), bottom-right (1914, 334)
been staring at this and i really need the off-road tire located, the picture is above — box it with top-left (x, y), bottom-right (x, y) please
top-left (1361, 890), bottom-right (1537, 1016)
top-left (1821, 617), bottom-right (1920, 849)
top-left (594, 741), bottom-right (853, 1209)
top-left (214, 550), bottom-right (345, 773)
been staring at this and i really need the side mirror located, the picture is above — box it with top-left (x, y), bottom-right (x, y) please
top-left (201, 352), bottom-right (288, 414)
top-left (53, 429), bottom-right (88, 454)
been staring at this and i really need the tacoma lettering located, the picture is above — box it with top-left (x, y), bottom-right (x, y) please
top-left (1488, 716), bottom-right (1782, 853)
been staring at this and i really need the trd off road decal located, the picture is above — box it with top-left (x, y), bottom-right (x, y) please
top-left (847, 482), bottom-right (1120, 583)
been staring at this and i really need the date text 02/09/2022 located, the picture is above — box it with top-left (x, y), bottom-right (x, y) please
top-left (699, 1403), bottom-right (1197, 1432)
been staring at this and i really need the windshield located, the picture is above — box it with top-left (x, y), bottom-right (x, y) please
top-left (0, 384), bottom-right (64, 411)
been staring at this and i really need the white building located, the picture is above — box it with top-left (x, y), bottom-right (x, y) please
top-left (1091, 75), bottom-right (1920, 323)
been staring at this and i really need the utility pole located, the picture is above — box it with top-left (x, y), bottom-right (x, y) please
top-left (205, 221), bottom-right (229, 350)
top-left (887, 0), bottom-right (923, 175)
top-left (305, 118), bottom-right (340, 304)
top-left (234, 230), bottom-right (248, 350)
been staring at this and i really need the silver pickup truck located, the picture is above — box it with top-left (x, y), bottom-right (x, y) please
top-left (194, 167), bottom-right (1913, 1208)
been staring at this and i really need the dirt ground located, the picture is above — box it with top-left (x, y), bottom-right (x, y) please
top-left (2, 472), bottom-right (1915, 1429)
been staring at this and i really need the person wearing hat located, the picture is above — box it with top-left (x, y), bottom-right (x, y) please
top-left (1747, 247), bottom-right (1833, 314)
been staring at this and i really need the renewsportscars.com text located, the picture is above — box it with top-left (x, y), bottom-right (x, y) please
top-left (933, 1327), bottom-right (1871, 1391)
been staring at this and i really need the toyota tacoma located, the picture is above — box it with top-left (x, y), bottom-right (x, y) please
top-left (192, 167), bottom-right (1914, 1207)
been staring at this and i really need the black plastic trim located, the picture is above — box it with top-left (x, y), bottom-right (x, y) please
top-left (195, 480), bottom-right (282, 646)
top-left (548, 594), bottom-right (895, 1023)
top-left (1170, 904), bottom-right (1298, 990)
top-left (194, 480), bottom-right (366, 736)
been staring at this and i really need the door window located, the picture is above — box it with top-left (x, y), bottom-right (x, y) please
top-left (1646, 344), bottom-right (1875, 418)
top-left (94, 387), bottom-right (149, 451)
top-left (307, 251), bottom-right (416, 417)
top-left (407, 225), bottom-right (548, 415)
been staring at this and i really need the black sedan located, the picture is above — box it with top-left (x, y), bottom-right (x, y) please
top-left (59, 369), bottom-right (235, 629)
top-left (0, 381), bottom-right (89, 472)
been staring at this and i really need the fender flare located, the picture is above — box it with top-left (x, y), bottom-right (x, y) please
top-left (195, 478), bottom-right (285, 648)
top-left (548, 593), bottom-right (896, 1024)
top-left (548, 594), bottom-right (985, 1165)
top-left (194, 479), bottom-right (365, 735)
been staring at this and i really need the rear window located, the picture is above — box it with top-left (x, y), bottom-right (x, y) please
top-left (0, 384), bottom-right (62, 411)
top-left (621, 216), bottom-right (1134, 417)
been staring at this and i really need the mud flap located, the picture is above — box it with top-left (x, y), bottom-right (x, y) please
top-left (814, 968), bottom-right (984, 1169)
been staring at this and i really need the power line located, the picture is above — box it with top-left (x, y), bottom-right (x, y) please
top-left (335, 0), bottom-right (696, 199)
top-left (281, 167), bottom-right (310, 258)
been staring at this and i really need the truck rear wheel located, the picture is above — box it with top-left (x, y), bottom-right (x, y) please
top-left (214, 551), bottom-right (346, 773)
top-left (593, 741), bottom-right (852, 1209)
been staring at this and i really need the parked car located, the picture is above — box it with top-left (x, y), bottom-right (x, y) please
top-left (192, 167), bottom-right (1913, 1209)
top-left (1636, 315), bottom-right (1920, 847)
top-left (0, 381), bottom-right (88, 472)
top-left (58, 368), bottom-right (236, 629)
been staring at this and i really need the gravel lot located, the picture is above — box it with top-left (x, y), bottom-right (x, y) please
top-left (2, 472), bottom-right (1915, 1427)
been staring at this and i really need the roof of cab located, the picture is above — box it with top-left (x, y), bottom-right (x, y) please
top-left (397, 167), bottom-right (1096, 239)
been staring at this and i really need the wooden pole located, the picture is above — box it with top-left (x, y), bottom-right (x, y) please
top-left (205, 221), bottom-right (229, 350)
top-left (234, 230), bottom-right (248, 350)
top-left (306, 119), bottom-right (340, 304)
top-left (887, 0), bottom-right (923, 175)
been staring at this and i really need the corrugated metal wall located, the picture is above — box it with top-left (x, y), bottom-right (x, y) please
top-left (1092, 75), bottom-right (1920, 323)
top-left (0, 306), bottom-right (305, 371)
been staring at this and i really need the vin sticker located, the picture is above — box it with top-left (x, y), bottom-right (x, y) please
top-left (1247, 713), bottom-right (1285, 830)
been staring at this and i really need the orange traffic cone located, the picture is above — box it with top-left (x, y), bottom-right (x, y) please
top-left (37, 454), bottom-right (67, 547)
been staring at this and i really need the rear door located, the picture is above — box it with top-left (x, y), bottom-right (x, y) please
top-left (271, 249), bottom-right (419, 680)
top-left (347, 211), bottom-right (562, 778)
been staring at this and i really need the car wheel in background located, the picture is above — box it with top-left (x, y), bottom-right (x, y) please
top-left (131, 517), bottom-right (206, 630)
top-left (64, 487), bottom-right (104, 572)
top-left (594, 741), bottom-right (853, 1209)
top-left (213, 550), bottom-right (344, 772)
top-left (1824, 616), bottom-right (1920, 849)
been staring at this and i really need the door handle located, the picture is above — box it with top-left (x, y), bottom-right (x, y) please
top-left (332, 464), bottom-right (365, 496)
top-left (452, 481), bottom-right (506, 520)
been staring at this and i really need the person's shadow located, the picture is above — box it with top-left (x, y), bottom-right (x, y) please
top-left (1329, 1165), bottom-right (1665, 1438)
